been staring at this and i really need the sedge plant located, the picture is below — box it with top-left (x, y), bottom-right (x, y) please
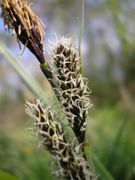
top-left (0, 0), bottom-right (98, 179)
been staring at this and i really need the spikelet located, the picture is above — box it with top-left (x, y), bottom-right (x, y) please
top-left (0, 0), bottom-right (45, 64)
top-left (49, 35), bottom-right (92, 143)
top-left (25, 99), bottom-right (95, 180)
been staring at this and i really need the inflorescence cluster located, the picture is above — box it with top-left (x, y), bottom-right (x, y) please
top-left (0, 1), bottom-right (95, 179)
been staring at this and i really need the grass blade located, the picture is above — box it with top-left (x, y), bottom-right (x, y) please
top-left (0, 43), bottom-right (48, 102)
top-left (91, 154), bottom-right (115, 180)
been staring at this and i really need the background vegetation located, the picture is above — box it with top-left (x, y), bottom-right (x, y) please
top-left (0, 0), bottom-right (135, 179)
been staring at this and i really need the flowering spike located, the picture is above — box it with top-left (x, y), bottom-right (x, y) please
top-left (49, 35), bottom-right (92, 143)
top-left (0, 0), bottom-right (45, 64)
top-left (25, 99), bottom-right (95, 180)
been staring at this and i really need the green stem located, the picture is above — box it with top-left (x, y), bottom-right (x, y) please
top-left (40, 63), bottom-right (60, 101)
top-left (79, 0), bottom-right (84, 74)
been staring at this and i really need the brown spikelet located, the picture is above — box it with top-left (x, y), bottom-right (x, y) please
top-left (25, 99), bottom-right (95, 180)
top-left (0, 0), bottom-right (45, 64)
top-left (49, 35), bottom-right (92, 144)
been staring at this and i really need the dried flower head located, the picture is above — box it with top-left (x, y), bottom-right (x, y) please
top-left (25, 99), bottom-right (95, 180)
top-left (49, 35), bottom-right (92, 143)
top-left (0, 0), bottom-right (45, 64)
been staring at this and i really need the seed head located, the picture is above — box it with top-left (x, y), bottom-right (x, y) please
top-left (25, 98), bottom-right (95, 180)
top-left (0, 0), bottom-right (45, 64)
top-left (49, 35), bottom-right (92, 143)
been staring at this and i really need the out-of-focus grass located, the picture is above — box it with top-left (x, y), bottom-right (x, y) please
top-left (0, 96), bottom-right (53, 180)
top-left (87, 104), bottom-right (135, 180)
top-left (0, 102), bottom-right (134, 180)
top-left (0, 133), bottom-right (53, 180)
top-left (0, 170), bottom-right (18, 180)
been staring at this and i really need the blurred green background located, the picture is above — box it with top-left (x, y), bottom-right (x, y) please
top-left (0, 0), bottom-right (135, 179)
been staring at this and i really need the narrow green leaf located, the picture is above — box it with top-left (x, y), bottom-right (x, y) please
top-left (0, 43), bottom-right (48, 102)
top-left (85, 135), bottom-right (115, 179)
top-left (79, 0), bottom-right (84, 74)
top-left (91, 154), bottom-right (115, 180)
